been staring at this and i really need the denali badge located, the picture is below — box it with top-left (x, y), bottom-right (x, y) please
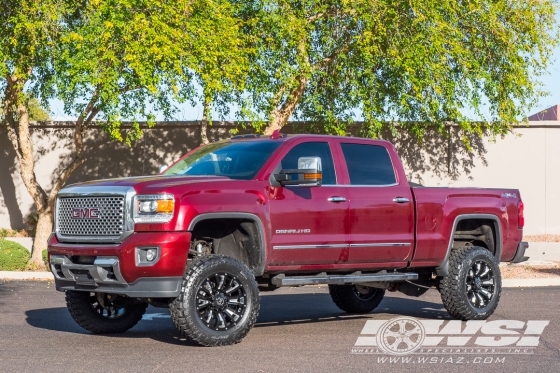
top-left (71, 208), bottom-right (100, 219)
top-left (276, 229), bottom-right (311, 234)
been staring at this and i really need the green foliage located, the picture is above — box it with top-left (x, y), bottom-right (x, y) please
top-left (0, 95), bottom-right (49, 121)
top-left (42, 249), bottom-right (48, 267)
top-left (187, 1), bottom-right (251, 122)
top-left (27, 97), bottom-right (49, 121)
top-left (0, 239), bottom-right (31, 271)
top-left (237, 0), bottom-right (558, 144)
top-left (0, 228), bottom-right (29, 238)
top-left (55, 0), bottom-right (247, 144)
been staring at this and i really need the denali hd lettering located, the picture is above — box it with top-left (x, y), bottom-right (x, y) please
top-left (48, 132), bottom-right (528, 347)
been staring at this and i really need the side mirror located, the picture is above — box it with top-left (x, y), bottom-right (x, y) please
top-left (273, 156), bottom-right (323, 187)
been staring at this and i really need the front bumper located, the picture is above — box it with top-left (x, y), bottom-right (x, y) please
top-left (510, 241), bottom-right (529, 263)
top-left (48, 231), bottom-right (191, 298)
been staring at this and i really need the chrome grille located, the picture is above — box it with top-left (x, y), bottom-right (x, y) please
top-left (57, 196), bottom-right (125, 238)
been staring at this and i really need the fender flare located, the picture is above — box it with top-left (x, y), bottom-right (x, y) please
top-left (435, 214), bottom-right (502, 276)
top-left (187, 212), bottom-right (267, 276)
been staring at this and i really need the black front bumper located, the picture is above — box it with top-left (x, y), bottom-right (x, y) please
top-left (50, 255), bottom-right (182, 298)
top-left (511, 241), bottom-right (529, 263)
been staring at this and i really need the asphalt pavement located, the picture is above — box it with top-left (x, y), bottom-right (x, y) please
top-left (0, 281), bottom-right (558, 373)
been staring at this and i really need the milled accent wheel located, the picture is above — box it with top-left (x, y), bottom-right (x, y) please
top-left (65, 291), bottom-right (147, 334)
top-left (329, 284), bottom-right (385, 314)
top-left (170, 255), bottom-right (259, 346)
top-left (466, 260), bottom-right (496, 308)
top-left (195, 273), bottom-right (248, 331)
top-left (439, 246), bottom-right (502, 320)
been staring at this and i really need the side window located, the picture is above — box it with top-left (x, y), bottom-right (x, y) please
top-left (280, 142), bottom-right (336, 185)
top-left (341, 143), bottom-right (396, 185)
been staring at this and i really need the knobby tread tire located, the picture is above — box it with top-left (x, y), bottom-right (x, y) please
top-left (65, 291), bottom-right (148, 334)
top-left (170, 255), bottom-right (260, 346)
top-left (328, 284), bottom-right (385, 314)
top-left (439, 246), bottom-right (502, 320)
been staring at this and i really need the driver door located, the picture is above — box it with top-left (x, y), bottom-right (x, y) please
top-left (267, 140), bottom-right (349, 266)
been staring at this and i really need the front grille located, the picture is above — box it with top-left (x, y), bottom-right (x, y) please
top-left (57, 196), bottom-right (125, 238)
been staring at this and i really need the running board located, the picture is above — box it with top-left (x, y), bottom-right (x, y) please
top-left (271, 272), bottom-right (418, 287)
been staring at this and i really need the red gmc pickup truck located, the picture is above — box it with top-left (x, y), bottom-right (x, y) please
top-left (48, 133), bottom-right (528, 346)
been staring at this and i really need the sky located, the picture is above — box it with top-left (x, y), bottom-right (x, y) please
top-left (48, 43), bottom-right (560, 122)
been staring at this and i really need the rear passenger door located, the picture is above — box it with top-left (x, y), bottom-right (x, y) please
top-left (339, 142), bottom-right (414, 265)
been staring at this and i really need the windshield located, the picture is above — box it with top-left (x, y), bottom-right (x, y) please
top-left (163, 140), bottom-right (282, 180)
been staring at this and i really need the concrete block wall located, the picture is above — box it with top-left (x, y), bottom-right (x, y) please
top-left (1, 121), bottom-right (558, 235)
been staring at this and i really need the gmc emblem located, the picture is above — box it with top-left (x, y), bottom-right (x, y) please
top-left (71, 208), bottom-right (100, 219)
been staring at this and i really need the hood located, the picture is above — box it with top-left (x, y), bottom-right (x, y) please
top-left (62, 175), bottom-right (234, 194)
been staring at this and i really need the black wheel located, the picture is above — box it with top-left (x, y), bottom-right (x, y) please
top-left (439, 246), bottom-right (502, 320)
top-left (170, 255), bottom-right (260, 346)
top-left (65, 291), bottom-right (147, 334)
top-left (329, 284), bottom-right (385, 314)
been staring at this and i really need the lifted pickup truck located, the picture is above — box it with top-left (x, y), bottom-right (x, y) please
top-left (48, 132), bottom-right (528, 346)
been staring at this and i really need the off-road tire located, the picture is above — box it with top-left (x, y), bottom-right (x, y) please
top-left (329, 284), bottom-right (385, 314)
top-left (170, 255), bottom-right (260, 346)
top-left (439, 246), bottom-right (502, 320)
top-left (65, 291), bottom-right (148, 334)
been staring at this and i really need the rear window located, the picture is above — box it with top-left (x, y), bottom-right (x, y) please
top-left (341, 143), bottom-right (396, 185)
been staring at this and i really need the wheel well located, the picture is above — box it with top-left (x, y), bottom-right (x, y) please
top-left (452, 219), bottom-right (497, 255)
top-left (189, 218), bottom-right (263, 275)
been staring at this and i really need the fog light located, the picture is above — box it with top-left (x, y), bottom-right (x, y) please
top-left (136, 247), bottom-right (159, 266)
top-left (146, 248), bottom-right (157, 262)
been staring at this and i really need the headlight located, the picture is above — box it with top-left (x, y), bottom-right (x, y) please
top-left (133, 194), bottom-right (175, 223)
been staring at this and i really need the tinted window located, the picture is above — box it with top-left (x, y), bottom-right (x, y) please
top-left (164, 140), bottom-right (282, 180)
top-left (280, 142), bottom-right (336, 185)
top-left (341, 143), bottom-right (396, 185)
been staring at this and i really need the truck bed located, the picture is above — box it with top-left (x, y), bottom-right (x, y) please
top-left (410, 186), bottom-right (523, 268)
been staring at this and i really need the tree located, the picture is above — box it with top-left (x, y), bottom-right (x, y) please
top-left (180, 1), bottom-right (251, 145)
top-left (1, 0), bottom-right (246, 269)
top-left (237, 0), bottom-right (557, 142)
top-left (1, 0), bottom-right (66, 269)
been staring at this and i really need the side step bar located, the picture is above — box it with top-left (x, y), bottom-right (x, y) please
top-left (271, 272), bottom-right (418, 287)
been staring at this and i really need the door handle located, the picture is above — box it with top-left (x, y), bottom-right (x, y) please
top-left (393, 197), bottom-right (410, 204)
top-left (328, 196), bottom-right (347, 203)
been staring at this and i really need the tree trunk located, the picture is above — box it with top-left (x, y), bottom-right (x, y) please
top-left (3, 74), bottom-right (94, 271)
top-left (27, 211), bottom-right (52, 269)
top-left (4, 73), bottom-right (49, 270)
top-left (264, 75), bottom-right (308, 135)
top-left (200, 98), bottom-right (210, 145)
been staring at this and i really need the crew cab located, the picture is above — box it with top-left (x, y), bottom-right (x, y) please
top-left (48, 132), bottom-right (528, 346)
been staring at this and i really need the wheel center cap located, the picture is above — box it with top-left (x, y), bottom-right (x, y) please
top-left (214, 294), bottom-right (227, 309)
top-left (474, 277), bottom-right (482, 289)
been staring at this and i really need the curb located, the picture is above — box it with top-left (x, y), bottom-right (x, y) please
top-left (1, 272), bottom-right (560, 287)
top-left (502, 278), bottom-right (560, 287)
top-left (0, 271), bottom-right (54, 281)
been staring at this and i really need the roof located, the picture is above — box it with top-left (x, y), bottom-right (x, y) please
top-left (528, 105), bottom-right (560, 121)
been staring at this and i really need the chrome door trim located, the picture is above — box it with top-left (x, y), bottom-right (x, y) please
top-left (349, 243), bottom-right (411, 248)
top-left (273, 244), bottom-right (349, 250)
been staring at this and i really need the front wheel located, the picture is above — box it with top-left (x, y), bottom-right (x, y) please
top-left (329, 284), bottom-right (385, 314)
top-left (170, 255), bottom-right (260, 346)
top-left (65, 291), bottom-right (147, 334)
top-left (439, 246), bottom-right (502, 320)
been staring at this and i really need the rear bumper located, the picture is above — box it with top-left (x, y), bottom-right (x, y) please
top-left (510, 241), bottom-right (529, 263)
top-left (48, 231), bottom-right (191, 297)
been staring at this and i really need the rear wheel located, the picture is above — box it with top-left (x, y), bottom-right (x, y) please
top-left (65, 291), bottom-right (147, 334)
top-left (329, 284), bottom-right (385, 314)
top-left (439, 246), bottom-right (502, 320)
top-left (170, 255), bottom-right (260, 346)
